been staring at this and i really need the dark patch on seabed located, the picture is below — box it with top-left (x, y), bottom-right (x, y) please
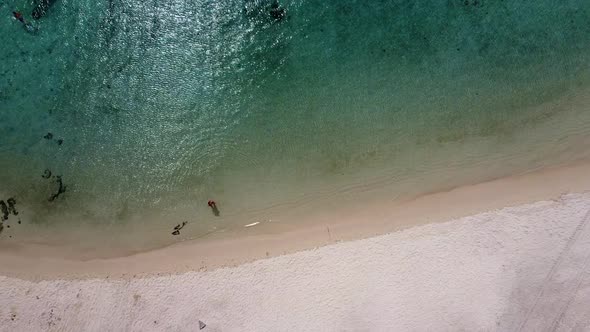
top-left (172, 221), bottom-right (188, 236)
top-left (0, 198), bottom-right (17, 221)
top-left (244, 0), bottom-right (290, 24)
top-left (32, 0), bottom-right (56, 19)
top-left (0, 197), bottom-right (20, 237)
top-left (48, 175), bottom-right (67, 202)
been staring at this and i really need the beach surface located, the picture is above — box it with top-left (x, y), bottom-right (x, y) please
top-left (2, 1), bottom-right (590, 330)
top-left (1, 161), bottom-right (590, 330)
top-left (1, 193), bottom-right (589, 331)
top-left (1, 160), bottom-right (590, 279)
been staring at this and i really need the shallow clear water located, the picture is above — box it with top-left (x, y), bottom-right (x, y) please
top-left (1, 0), bottom-right (590, 252)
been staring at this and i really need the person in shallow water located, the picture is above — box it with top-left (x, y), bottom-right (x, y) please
top-left (12, 11), bottom-right (36, 32)
top-left (13, 11), bottom-right (25, 23)
top-left (208, 200), bottom-right (220, 216)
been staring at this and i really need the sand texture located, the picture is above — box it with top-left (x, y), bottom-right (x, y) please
top-left (2, 192), bottom-right (590, 331)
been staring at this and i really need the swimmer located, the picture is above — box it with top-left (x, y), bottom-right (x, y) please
top-left (12, 11), bottom-right (36, 33)
top-left (13, 11), bottom-right (25, 23)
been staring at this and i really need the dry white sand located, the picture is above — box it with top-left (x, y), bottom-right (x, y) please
top-left (2, 191), bottom-right (590, 331)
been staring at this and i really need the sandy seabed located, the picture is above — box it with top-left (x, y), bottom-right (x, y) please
top-left (1, 188), bottom-right (590, 331)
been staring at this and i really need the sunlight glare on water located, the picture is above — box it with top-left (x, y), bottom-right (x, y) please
top-left (1, 0), bottom-right (590, 252)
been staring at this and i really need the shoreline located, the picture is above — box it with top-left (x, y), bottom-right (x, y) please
top-left (2, 188), bottom-right (590, 330)
top-left (1, 158), bottom-right (590, 280)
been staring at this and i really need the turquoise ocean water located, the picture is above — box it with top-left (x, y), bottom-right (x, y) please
top-left (1, 0), bottom-right (590, 254)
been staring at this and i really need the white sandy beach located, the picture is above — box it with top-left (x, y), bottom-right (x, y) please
top-left (1, 159), bottom-right (590, 330)
top-left (1, 191), bottom-right (590, 331)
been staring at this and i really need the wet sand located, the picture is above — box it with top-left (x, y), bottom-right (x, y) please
top-left (1, 159), bottom-right (590, 280)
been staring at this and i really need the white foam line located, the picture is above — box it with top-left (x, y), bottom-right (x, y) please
top-left (244, 222), bottom-right (260, 228)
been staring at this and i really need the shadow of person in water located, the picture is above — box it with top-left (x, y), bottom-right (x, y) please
top-left (208, 200), bottom-right (220, 216)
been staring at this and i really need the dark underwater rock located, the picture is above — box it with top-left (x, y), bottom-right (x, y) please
top-left (7, 198), bottom-right (17, 216)
top-left (0, 201), bottom-right (8, 221)
top-left (32, 0), bottom-right (55, 19)
top-left (172, 221), bottom-right (188, 235)
top-left (48, 176), bottom-right (67, 201)
top-left (270, 1), bottom-right (286, 21)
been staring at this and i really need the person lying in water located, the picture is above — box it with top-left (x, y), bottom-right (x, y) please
top-left (12, 11), bottom-right (36, 33)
